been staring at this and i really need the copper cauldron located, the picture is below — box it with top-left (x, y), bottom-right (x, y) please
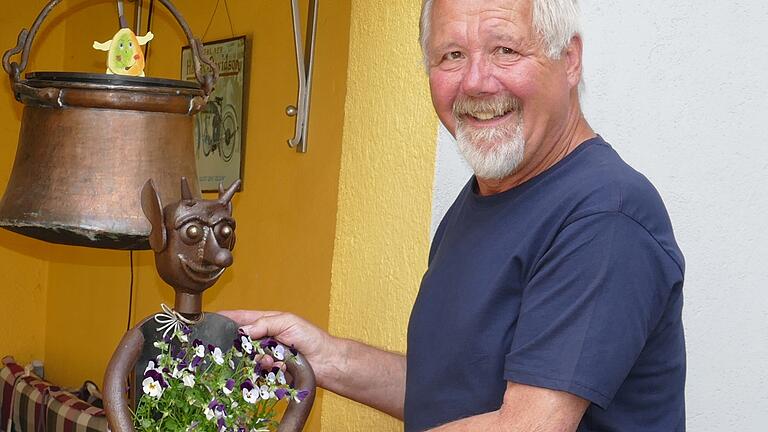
top-left (0, 0), bottom-right (219, 249)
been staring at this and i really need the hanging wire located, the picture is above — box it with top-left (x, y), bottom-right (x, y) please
top-left (224, 0), bottom-right (235, 37)
top-left (202, 0), bottom-right (221, 41)
top-left (203, 0), bottom-right (236, 41)
top-left (126, 250), bottom-right (135, 331)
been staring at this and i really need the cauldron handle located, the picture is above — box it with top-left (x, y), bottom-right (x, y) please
top-left (2, 0), bottom-right (218, 97)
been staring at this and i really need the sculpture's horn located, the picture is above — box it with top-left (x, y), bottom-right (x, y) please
top-left (180, 177), bottom-right (194, 200)
top-left (219, 179), bottom-right (242, 205)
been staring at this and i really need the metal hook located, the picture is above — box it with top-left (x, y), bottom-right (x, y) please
top-left (286, 0), bottom-right (318, 153)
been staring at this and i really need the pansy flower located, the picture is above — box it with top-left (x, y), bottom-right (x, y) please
top-left (293, 389), bottom-right (310, 403)
top-left (259, 384), bottom-right (272, 400)
top-left (241, 379), bottom-right (259, 404)
top-left (182, 371), bottom-right (196, 387)
top-left (212, 346), bottom-right (225, 365)
top-left (275, 388), bottom-right (288, 400)
top-left (190, 355), bottom-right (203, 372)
top-left (272, 344), bottom-right (286, 361)
top-left (222, 378), bottom-right (235, 395)
top-left (173, 348), bottom-right (186, 360)
top-left (144, 360), bottom-right (157, 374)
top-left (142, 370), bottom-right (167, 398)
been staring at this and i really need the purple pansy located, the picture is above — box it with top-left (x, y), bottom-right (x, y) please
top-left (223, 378), bottom-right (235, 395)
top-left (275, 388), bottom-right (288, 400)
top-left (295, 389), bottom-right (310, 402)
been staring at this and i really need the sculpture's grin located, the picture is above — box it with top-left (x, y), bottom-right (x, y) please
top-left (178, 254), bottom-right (226, 283)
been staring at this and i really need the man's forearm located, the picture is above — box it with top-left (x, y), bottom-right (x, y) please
top-left (317, 336), bottom-right (406, 419)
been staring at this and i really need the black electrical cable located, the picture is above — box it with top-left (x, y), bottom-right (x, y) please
top-left (126, 250), bottom-right (135, 331)
top-left (144, 0), bottom-right (155, 62)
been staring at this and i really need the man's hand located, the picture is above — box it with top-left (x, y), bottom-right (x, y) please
top-left (219, 309), bottom-right (407, 419)
top-left (219, 310), bottom-right (335, 386)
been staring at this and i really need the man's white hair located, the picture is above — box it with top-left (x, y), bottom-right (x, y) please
top-left (419, 0), bottom-right (581, 63)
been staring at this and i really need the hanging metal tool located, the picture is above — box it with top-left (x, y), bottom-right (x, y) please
top-left (285, 0), bottom-right (318, 153)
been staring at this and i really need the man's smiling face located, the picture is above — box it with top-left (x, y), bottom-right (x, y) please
top-left (426, 0), bottom-right (575, 179)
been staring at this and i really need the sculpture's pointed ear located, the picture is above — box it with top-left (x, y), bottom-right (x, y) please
top-left (93, 40), bottom-right (112, 51)
top-left (141, 179), bottom-right (167, 252)
top-left (136, 31), bottom-right (154, 45)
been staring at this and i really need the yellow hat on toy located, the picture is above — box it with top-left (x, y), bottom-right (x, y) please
top-left (93, 28), bottom-right (154, 77)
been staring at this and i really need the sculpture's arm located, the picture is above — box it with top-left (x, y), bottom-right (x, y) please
top-left (104, 328), bottom-right (144, 432)
top-left (278, 352), bottom-right (316, 432)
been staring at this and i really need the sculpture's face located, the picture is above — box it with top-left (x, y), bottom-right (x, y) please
top-left (108, 29), bottom-right (145, 75)
top-left (154, 199), bottom-right (236, 293)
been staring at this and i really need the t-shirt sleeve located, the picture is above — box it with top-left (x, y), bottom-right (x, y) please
top-left (503, 211), bottom-right (682, 408)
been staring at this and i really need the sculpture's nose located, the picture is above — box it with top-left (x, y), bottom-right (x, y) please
top-left (204, 232), bottom-right (233, 268)
top-left (213, 249), bottom-right (233, 268)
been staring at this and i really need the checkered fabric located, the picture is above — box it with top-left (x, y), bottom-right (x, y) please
top-left (1, 358), bottom-right (25, 431)
top-left (9, 374), bottom-right (51, 432)
top-left (44, 389), bottom-right (108, 432)
top-left (1, 358), bottom-right (109, 432)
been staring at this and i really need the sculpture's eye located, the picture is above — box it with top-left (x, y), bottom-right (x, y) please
top-left (182, 223), bottom-right (205, 244)
top-left (215, 222), bottom-right (234, 245)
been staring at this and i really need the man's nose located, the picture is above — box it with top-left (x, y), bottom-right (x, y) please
top-left (460, 57), bottom-right (500, 97)
top-left (203, 233), bottom-right (233, 268)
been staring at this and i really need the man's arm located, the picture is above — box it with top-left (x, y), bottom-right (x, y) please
top-left (428, 382), bottom-right (589, 432)
top-left (219, 310), bottom-right (407, 419)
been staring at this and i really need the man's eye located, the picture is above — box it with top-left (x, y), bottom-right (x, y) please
top-left (444, 51), bottom-right (463, 61)
top-left (498, 47), bottom-right (518, 56)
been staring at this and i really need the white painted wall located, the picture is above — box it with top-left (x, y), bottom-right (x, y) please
top-left (429, 2), bottom-right (768, 430)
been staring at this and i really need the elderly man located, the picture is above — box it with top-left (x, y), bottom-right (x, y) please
top-left (224, 0), bottom-right (686, 430)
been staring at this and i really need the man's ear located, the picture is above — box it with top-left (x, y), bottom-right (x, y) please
top-left (141, 179), bottom-right (167, 252)
top-left (564, 35), bottom-right (583, 89)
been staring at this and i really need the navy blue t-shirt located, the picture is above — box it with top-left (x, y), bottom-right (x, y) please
top-left (405, 136), bottom-right (685, 431)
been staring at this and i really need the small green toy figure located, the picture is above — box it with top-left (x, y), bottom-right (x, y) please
top-left (93, 28), bottom-right (154, 76)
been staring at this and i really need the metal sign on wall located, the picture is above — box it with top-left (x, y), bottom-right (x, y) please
top-left (181, 36), bottom-right (248, 192)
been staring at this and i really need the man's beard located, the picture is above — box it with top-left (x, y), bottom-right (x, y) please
top-left (452, 94), bottom-right (525, 181)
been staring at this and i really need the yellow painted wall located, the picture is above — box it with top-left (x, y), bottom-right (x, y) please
top-left (0, 1), bottom-right (351, 431)
top-left (2, 1), bottom-right (437, 430)
top-left (0, 0), bottom-right (69, 367)
top-left (321, 0), bottom-right (438, 430)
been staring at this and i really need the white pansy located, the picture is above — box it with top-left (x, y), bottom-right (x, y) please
top-left (272, 344), bottom-right (285, 361)
top-left (142, 377), bottom-right (163, 398)
top-left (277, 370), bottom-right (287, 385)
top-left (241, 336), bottom-right (253, 355)
top-left (204, 407), bottom-right (215, 420)
top-left (195, 344), bottom-right (205, 358)
top-left (243, 387), bottom-right (259, 404)
top-left (259, 385), bottom-right (271, 400)
top-left (182, 372), bottom-right (196, 387)
top-left (212, 347), bottom-right (225, 365)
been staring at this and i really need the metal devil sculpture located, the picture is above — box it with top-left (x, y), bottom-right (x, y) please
top-left (103, 178), bottom-right (315, 431)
